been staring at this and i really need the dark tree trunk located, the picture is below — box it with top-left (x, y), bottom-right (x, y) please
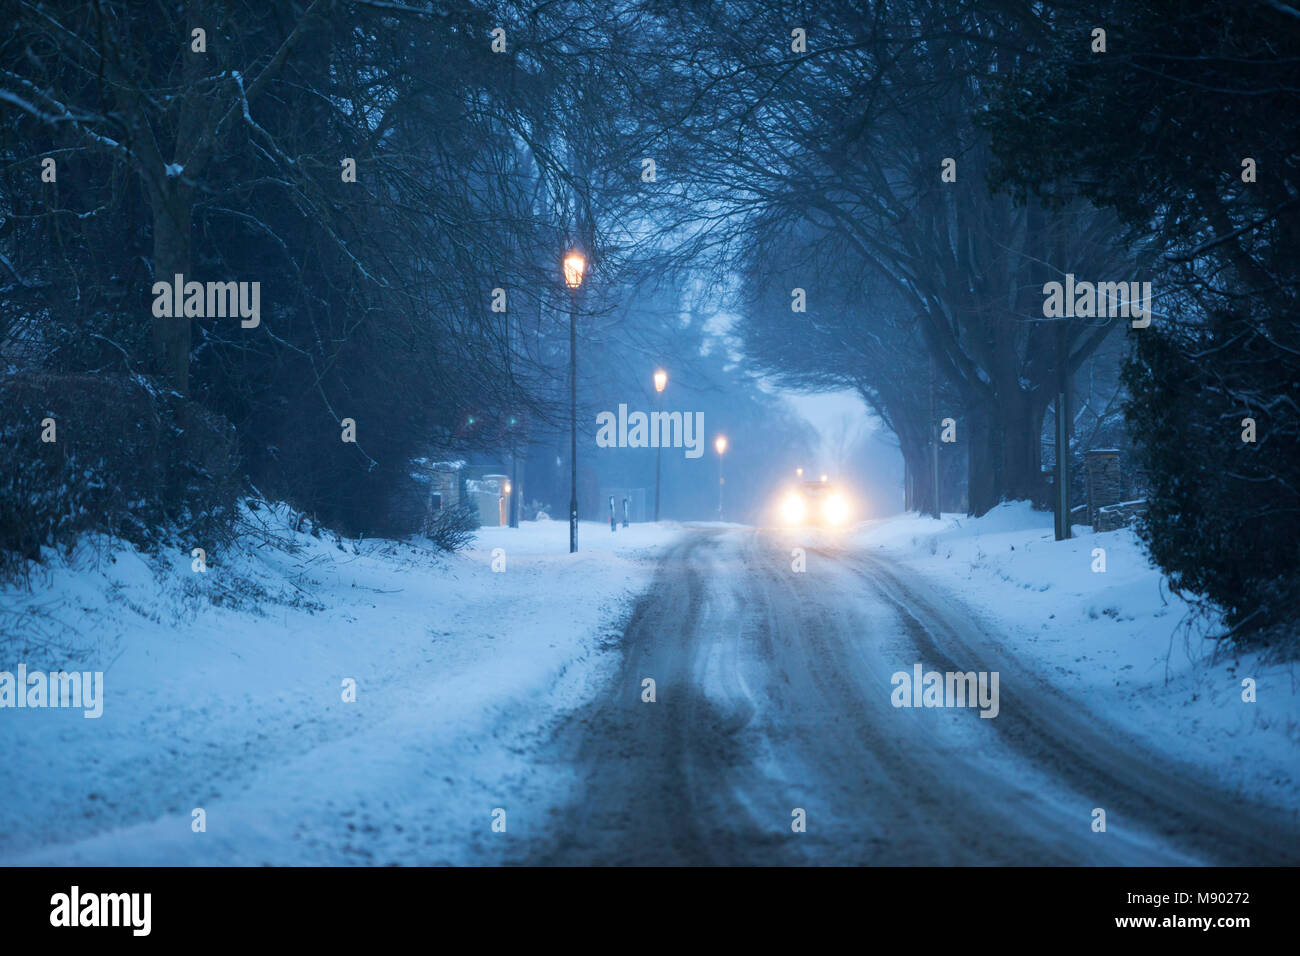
top-left (999, 388), bottom-right (1049, 505)
top-left (151, 182), bottom-right (193, 397)
top-left (966, 400), bottom-right (997, 516)
top-left (901, 431), bottom-right (935, 517)
top-left (965, 384), bottom-right (1051, 516)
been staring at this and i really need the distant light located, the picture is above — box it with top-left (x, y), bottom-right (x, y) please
top-left (824, 493), bottom-right (850, 525)
top-left (715, 435), bottom-right (728, 455)
top-left (563, 250), bottom-right (586, 290)
top-left (503, 481), bottom-right (512, 495)
top-left (796, 467), bottom-right (803, 477)
top-left (820, 474), bottom-right (828, 483)
top-left (654, 369), bottom-right (667, 393)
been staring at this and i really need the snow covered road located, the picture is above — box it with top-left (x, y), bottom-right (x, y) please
top-left (523, 526), bottom-right (1300, 865)
top-left (3, 512), bottom-right (1295, 865)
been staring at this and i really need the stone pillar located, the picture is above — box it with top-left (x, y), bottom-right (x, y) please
top-left (1085, 449), bottom-right (1121, 529)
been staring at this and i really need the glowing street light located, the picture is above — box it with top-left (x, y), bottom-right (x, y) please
top-left (563, 251), bottom-right (586, 290)
top-left (508, 414), bottom-right (519, 528)
top-left (499, 480), bottom-right (513, 527)
top-left (565, 249), bottom-right (586, 553)
top-left (653, 368), bottom-right (667, 522)
top-left (715, 434), bottom-right (728, 520)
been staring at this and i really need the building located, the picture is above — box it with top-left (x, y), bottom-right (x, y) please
top-left (467, 473), bottom-right (510, 526)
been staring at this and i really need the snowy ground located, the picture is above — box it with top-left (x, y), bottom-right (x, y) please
top-left (0, 508), bottom-right (678, 865)
top-left (852, 503), bottom-right (1300, 814)
top-left (4, 501), bottom-right (1294, 866)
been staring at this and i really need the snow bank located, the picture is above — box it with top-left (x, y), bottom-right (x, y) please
top-left (854, 504), bottom-right (1299, 814)
top-left (0, 508), bottom-right (680, 865)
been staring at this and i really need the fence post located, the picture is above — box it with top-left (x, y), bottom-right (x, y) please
top-left (1085, 449), bottom-right (1121, 529)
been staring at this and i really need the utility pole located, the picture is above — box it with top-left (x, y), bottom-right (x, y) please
top-left (718, 456), bottom-right (724, 520)
top-left (1054, 319), bottom-right (1072, 541)
top-left (563, 249), bottom-right (586, 554)
top-left (568, 288), bottom-right (578, 553)
top-left (654, 405), bottom-right (662, 520)
top-left (929, 356), bottom-right (941, 519)
top-left (508, 437), bottom-right (519, 529)
top-left (653, 370), bottom-right (666, 521)
top-left (714, 434), bottom-right (728, 521)
top-left (506, 295), bottom-right (519, 529)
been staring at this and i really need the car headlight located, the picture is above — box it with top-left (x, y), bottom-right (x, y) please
top-left (823, 493), bottom-right (849, 525)
top-left (781, 492), bottom-right (807, 525)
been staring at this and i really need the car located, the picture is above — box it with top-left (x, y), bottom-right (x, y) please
top-left (779, 475), bottom-right (852, 526)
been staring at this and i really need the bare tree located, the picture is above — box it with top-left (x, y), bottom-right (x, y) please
top-left (619, 0), bottom-right (1134, 513)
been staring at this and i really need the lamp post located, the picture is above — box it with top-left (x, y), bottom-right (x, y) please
top-left (653, 368), bottom-right (667, 522)
top-left (507, 416), bottom-right (519, 529)
top-left (563, 249), bottom-right (586, 553)
top-left (1054, 318), bottom-right (1072, 541)
top-left (714, 434), bottom-right (728, 521)
top-left (929, 355), bottom-right (941, 520)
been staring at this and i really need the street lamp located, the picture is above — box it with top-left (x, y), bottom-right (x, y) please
top-left (1053, 319), bottom-right (1072, 541)
top-left (563, 252), bottom-right (586, 291)
top-left (507, 417), bottom-right (519, 528)
top-left (714, 434), bottom-right (728, 521)
top-left (653, 368), bottom-right (667, 522)
top-left (564, 249), bottom-right (586, 554)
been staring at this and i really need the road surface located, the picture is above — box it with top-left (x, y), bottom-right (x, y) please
top-left (524, 526), bottom-right (1300, 865)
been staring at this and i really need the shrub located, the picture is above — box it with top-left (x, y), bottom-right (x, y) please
top-left (1122, 305), bottom-right (1300, 651)
top-left (521, 498), bottom-right (551, 521)
top-left (0, 372), bottom-right (240, 572)
top-left (423, 501), bottom-right (480, 552)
